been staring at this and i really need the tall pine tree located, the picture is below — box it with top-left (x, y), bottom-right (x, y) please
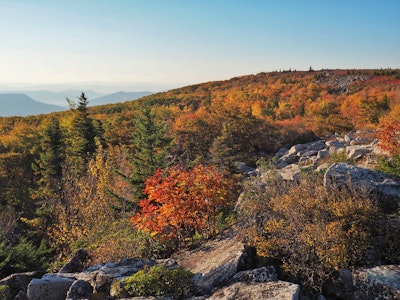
top-left (32, 117), bottom-right (65, 202)
top-left (129, 105), bottom-right (172, 208)
top-left (66, 92), bottom-right (99, 175)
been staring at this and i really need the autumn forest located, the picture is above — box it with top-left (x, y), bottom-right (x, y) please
top-left (1, 69), bottom-right (400, 292)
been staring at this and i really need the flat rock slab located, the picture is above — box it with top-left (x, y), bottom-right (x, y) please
top-left (353, 265), bottom-right (400, 299)
top-left (324, 162), bottom-right (400, 212)
top-left (207, 281), bottom-right (300, 300)
top-left (172, 230), bottom-right (255, 295)
top-left (27, 274), bottom-right (75, 300)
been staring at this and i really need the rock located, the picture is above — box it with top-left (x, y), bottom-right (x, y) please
top-left (207, 280), bottom-right (300, 300)
top-left (324, 163), bottom-right (400, 212)
top-left (74, 258), bottom-right (156, 294)
top-left (0, 271), bottom-right (44, 298)
top-left (66, 280), bottom-right (93, 300)
top-left (276, 154), bottom-right (298, 169)
top-left (13, 290), bottom-right (28, 300)
top-left (231, 266), bottom-right (277, 283)
top-left (27, 274), bottom-right (75, 300)
top-left (172, 229), bottom-right (256, 295)
top-left (317, 149), bottom-right (329, 159)
top-left (288, 143), bottom-right (308, 156)
top-left (353, 265), bottom-right (400, 299)
top-left (237, 162), bottom-right (247, 172)
top-left (344, 134), bottom-right (353, 143)
top-left (275, 147), bottom-right (288, 159)
top-left (316, 163), bottom-right (331, 173)
top-left (322, 269), bottom-right (354, 300)
top-left (59, 249), bottom-right (89, 274)
top-left (326, 141), bottom-right (345, 153)
top-left (297, 140), bottom-right (326, 156)
top-left (345, 145), bottom-right (372, 160)
top-left (277, 164), bottom-right (300, 181)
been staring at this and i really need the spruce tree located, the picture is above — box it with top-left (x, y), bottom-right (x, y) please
top-left (210, 122), bottom-right (236, 173)
top-left (129, 105), bottom-right (172, 206)
top-left (32, 117), bottom-right (65, 201)
top-left (66, 92), bottom-right (98, 175)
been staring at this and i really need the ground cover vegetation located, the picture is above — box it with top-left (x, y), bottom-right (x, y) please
top-left (0, 69), bottom-right (399, 291)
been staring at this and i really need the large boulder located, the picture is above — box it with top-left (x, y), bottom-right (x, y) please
top-left (276, 164), bottom-right (300, 181)
top-left (70, 258), bottom-right (156, 295)
top-left (353, 265), bottom-right (400, 299)
top-left (27, 274), bottom-right (75, 300)
top-left (231, 266), bottom-right (277, 283)
top-left (59, 249), bottom-right (89, 274)
top-left (324, 163), bottom-right (400, 212)
top-left (0, 271), bottom-right (44, 298)
top-left (207, 281), bottom-right (300, 300)
top-left (172, 230), bottom-right (256, 295)
top-left (66, 279), bottom-right (93, 300)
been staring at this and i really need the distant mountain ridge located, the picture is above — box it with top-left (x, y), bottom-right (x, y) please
top-left (0, 93), bottom-right (65, 117)
top-left (0, 91), bottom-right (152, 117)
top-left (90, 91), bottom-right (152, 106)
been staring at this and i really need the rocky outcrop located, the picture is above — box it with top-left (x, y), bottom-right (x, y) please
top-left (65, 280), bottom-right (93, 300)
top-left (324, 162), bottom-right (400, 212)
top-left (0, 271), bottom-right (44, 299)
top-left (27, 274), bottom-right (75, 300)
top-left (274, 130), bottom-right (384, 181)
top-left (353, 265), bottom-right (400, 299)
top-left (58, 249), bottom-right (89, 274)
top-left (207, 281), bottom-right (300, 300)
top-left (172, 229), bottom-right (256, 295)
top-left (230, 266), bottom-right (277, 284)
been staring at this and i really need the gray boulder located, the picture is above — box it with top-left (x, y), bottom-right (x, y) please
top-left (324, 163), bottom-right (400, 212)
top-left (326, 141), bottom-right (346, 153)
top-left (14, 290), bottom-right (29, 300)
top-left (59, 249), bottom-right (89, 274)
top-left (345, 144), bottom-right (372, 160)
top-left (207, 281), bottom-right (300, 300)
top-left (66, 280), bottom-right (93, 300)
top-left (0, 271), bottom-right (44, 298)
top-left (353, 265), bottom-right (400, 299)
top-left (231, 266), bottom-right (277, 283)
top-left (277, 164), bottom-right (300, 181)
top-left (172, 229), bottom-right (256, 295)
top-left (27, 274), bottom-right (75, 300)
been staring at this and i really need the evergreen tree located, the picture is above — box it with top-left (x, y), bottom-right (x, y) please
top-left (32, 117), bottom-right (65, 201)
top-left (129, 105), bottom-right (172, 207)
top-left (66, 92), bottom-right (99, 175)
top-left (210, 122), bottom-right (236, 173)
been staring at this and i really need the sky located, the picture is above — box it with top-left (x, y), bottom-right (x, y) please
top-left (0, 0), bottom-right (399, 91)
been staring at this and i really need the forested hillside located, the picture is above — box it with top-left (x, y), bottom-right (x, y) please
top-left (1, 69), bottom-right (399, 286)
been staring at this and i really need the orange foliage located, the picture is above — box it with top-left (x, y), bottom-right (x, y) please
top-left (131, 164), bottom-right (238, 245)
top-left (377, 119), bottom-right (400, 155)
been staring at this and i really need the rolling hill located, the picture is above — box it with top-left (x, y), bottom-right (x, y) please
top-left (89, 91), bottom-right (152, 106)
top-left (0, 93), bottom-right (66, 117)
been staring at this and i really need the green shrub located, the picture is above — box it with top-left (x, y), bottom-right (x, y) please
top-left (375, 155), bottom-right (400, 177)
top-left (0, 285), bottom-right (11, 300)
top-left (0, 234), bottom-right (53, 277)
top-left (114, 265), bottom-right (194, 299)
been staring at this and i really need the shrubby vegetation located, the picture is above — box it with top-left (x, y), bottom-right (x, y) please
top-left (112, 265), bottom-right (194, 299)
top-left (238, 171), bottom-right (400, 292)
top-left (0, 69), bottom-right (399, 282)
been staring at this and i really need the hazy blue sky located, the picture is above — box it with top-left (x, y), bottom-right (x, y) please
top-left (0, 0), bottom-right (399, 88)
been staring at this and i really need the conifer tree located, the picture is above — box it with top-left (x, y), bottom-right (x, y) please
top-left (66, 92), bottom-right (98, 175)
top-left (129, 105), bottom-right (172, 207)
top-left (210, 122), bottom-right (235, 173)
top-left (32, 117), bottom-right (65, 201)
